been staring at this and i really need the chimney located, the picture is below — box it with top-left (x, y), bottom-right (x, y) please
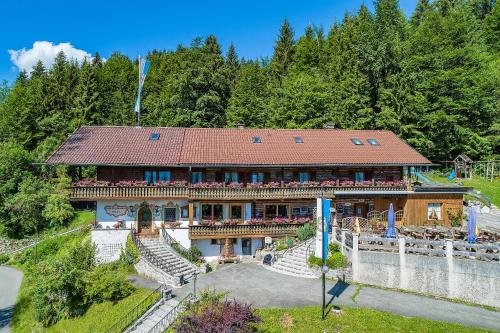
top-left (237, 123), bottom-right (245, 129)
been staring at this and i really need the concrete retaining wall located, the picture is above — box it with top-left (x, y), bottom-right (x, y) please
top-left (92, 229), bottom-right (130, 263)
top-left (352, 247), bottom-right (500, 308)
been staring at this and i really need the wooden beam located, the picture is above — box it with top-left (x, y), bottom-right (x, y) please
top-left (188, 202), bottom-right (194, 226)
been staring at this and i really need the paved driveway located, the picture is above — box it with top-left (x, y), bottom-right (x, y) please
top-left (0, 266), bottom-right (23, 333)
top-left (175, 262), bottom-right (500, 331)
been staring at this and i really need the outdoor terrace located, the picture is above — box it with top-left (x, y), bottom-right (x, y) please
top-left (70, 180), bottom-right (409, 201)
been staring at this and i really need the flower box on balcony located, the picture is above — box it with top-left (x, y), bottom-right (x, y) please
top-left (222, 219), bottom-right (240, 226)
top-left (247, 218), bottom-right (264, 225)
top-left (227, 182), bottom-right (244, 189)
top-left (192, 182), bottom-right (224, 189)
top-left (340, 180), bottom-right (354, 186)
top-left (264, 182), bottom-right (281, 188)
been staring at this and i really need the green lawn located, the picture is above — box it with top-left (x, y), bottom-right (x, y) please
top-left (13, 286), bottom-right (150, 333)
top-left (423, 173), bottom-right (500, 207)
top-left (256, 306), bottom-right (493, 333)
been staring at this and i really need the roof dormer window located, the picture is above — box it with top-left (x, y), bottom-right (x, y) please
top-left (351, 138), bottom-right (363, 145)
top-left (149, 133), bottom-right (160, 141)
top-left (294, 137), bottom-right (303, 144)
top-left (367, 139), bottom-right (380, 146)
top-left (252, 136), bottom-right (261, 144)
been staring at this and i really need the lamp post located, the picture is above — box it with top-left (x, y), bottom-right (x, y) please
top-left (193, 272), bottom-right (198, 298)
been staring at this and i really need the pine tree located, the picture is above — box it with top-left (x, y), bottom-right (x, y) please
top-left (270, 18), bottom-right (295, 84)
top-left (290, 25), bottom-right (321, 72)
top-left (71, 59), bottom-right (99, 128)
top-left (411, 0), bottom-right (431, 26)
top-left (226, 62), bottom-right (268, 127)
top-left (225, 43), bottom-right (240, 90)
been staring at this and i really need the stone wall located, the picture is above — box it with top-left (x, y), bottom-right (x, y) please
top-left (335, 233), bottom-right (500, 308)
top-left (135, 258), bottom-right (180, 287)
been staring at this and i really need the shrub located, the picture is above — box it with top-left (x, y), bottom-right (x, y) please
top-left (0, 254), bottom-right (9, 265)
top-left (31, 240), bottom-right (96, 326)
top-left (275, 243), bottom-right (289, 251)
top-left (307, 255), bottom-right (322, 268)
top-left (296, 223), bottom-right (316, 241)
top-left (120, 234), bottom-right (140, 265)
top-left (172, 243), bottom-right (203, 264)
top-left (326, 252), bottom-right (347, 269)
top-left (85, 263), bottom-right (135, 303)
top-left (175, 290), bottom-right (261, 333)
top-left (328, 242), bottom-right (340, 254)
top-left (308, 252), bottom-right (347, 270)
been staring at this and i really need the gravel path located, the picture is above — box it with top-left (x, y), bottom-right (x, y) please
top-left (0, 266), bottom-right (23, 333)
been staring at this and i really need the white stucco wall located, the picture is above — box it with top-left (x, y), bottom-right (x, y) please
top-left (165, 227), bottom-right (191, 249)
top-left (193, 237), bottom-right (263, 263)
top-left (96, 199), bottom-right (192, 228)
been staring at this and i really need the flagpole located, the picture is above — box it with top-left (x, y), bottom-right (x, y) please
top-left (137, 56), bottom-right (141, 127)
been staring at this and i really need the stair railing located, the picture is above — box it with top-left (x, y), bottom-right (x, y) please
top-left (131, 229), bottom-right (186, 276)
top-left (273, 237), bottom-right (314, 264)
top-left (160, 228), bottom-right (199, 272)
top-left (305, 241), bottom-right (315, 265)
top-left (103, 284), bottom-right (164, 333)
top-left (148, 292), bottom-right (195, 333)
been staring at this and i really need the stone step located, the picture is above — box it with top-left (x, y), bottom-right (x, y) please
top-left (266, 264), bottom-right (317, 279)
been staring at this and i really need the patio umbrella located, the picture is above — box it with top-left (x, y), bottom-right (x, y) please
top-left (467, 206), bottom-right (477, 243)
top-left (384, 203), bottom-right (397, 238)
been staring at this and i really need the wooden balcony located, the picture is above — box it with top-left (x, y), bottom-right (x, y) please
top-left (189, 223), bottom-right (304, 239)
top-left (70, 184), bottom-right (408, 201)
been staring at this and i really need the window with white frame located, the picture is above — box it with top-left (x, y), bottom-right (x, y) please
top-left (427, 203), bottom-right (442, 220)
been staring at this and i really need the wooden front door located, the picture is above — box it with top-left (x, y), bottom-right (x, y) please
top-left (138, 207), bottom-right (152, 233)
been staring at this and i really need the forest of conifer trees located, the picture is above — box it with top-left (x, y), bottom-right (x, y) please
top-left (0, 0), bottom-right (498, 237)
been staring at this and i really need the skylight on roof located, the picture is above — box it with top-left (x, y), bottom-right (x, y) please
top-left (294, 137), bottom-right (303, 144)
top-left (367, 139), bottom-right (380, 146)
top-left (252, 136), bottom-right (261, 144)
top-left (149, 133), bottom-right (160, 141)
top-left (351, 138), bottom-right (363, 145)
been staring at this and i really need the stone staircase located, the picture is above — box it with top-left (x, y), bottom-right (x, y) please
top-left (138, 237), bottom-right (197, 284)
top-left (265, 239), bottom-right (319, 278)
top-left (126, 297), bottom-right (180, 333)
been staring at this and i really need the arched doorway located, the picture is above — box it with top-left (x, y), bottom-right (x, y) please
top-left (138, 207), bottom-right (153, 233)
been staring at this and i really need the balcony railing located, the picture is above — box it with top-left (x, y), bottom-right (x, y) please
top-left (70, 184), bottom-right (408, 201)
top-left (189, 223), bottom-right (304, 239)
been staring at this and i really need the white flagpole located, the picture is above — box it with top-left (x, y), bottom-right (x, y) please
top-left (137, 56), bottom-right (141, 127)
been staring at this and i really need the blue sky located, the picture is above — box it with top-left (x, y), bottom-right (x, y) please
top-left (1, 0), bottom-right (418, 83)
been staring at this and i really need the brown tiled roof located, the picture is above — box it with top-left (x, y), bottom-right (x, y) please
top-left (46, 126), bottom-right (432, 166)
top-left (46, 126), bottom-right (185, 166)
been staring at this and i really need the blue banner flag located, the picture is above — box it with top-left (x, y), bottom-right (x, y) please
top-left (322, 198), bottom-right (331, 263)
top-left (134, 58), bottom-right (150, 113)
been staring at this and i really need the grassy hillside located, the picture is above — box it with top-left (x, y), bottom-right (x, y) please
top-left (10, 211), bottom-right (145, 333)
top-left (424, 173), bottom-right (500, 207)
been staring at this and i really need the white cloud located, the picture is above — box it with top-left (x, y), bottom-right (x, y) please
top-left (8, 41), bottom-right (92, 73)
